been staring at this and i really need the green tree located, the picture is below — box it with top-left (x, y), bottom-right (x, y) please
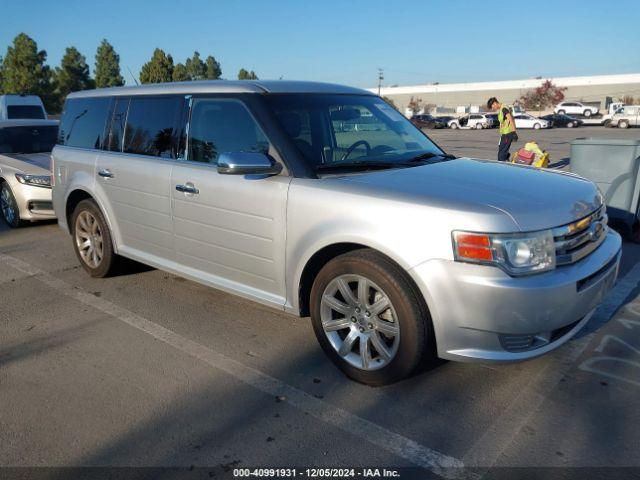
top-left (172, 63), bottom-right (189, 81)
top-left (237, 68), bottom-right (258, 80)
top-left (204, 55), bottom-right (222, 79)
top-left (139, 48), bottom-right (174, 84)
top-left (94, 39), bottom-right (124, 88)
top-left (185, 51), bottom-right (206, 80)
top-left (0, 55), bottom-right (4, 93)
top-left (55, 47), bottom-right (94, 98)
top-left (1, 33), bottom-right (53, 102)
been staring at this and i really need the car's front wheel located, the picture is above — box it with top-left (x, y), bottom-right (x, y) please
top-left (619, 120), bottom-right (629, 129)
top-left (584, 109), bottom-right (592, 117)
top-left (475, 123), bottom-right (483, 130)
top-left (0, 182), bottom-right (25, 228)
top-left (71, 199), bottom-right (119, 277)
top-left (310, 249), bottom-right (432, 385)
top-left (450, 123), bottom-right (458, 129)
top-left (557, 109), bottom-right (566, 115)
top-left (533, 123), bottom-right (541, 130)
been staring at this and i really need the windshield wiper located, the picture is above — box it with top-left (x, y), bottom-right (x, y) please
top-left (315, 160), bottom-right (410, 172)
top-left (407, 152), bottom-right (457, 163)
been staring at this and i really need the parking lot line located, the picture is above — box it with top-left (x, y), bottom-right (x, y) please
top-left (0, 252), bottom-right (474, 480)
top-left (463, 261), bottom-right (640, 472)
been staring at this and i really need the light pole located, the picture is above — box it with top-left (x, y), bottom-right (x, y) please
top-left (377, 68), bottom-right (384, 96)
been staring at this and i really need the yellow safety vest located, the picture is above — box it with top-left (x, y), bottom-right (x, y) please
top-left (498, 105), bottom-right (516, 135)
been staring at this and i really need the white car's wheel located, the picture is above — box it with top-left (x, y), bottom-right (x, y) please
top-left (557, 110), bottom-right (566, 115)
top-left (619, 120), bottom-right (629, 129)
top-left (450, 123), bottom-right (458, 129)
top-left (475, 123), bottom-right (483, 130)
top-left (533, 123), bottom-right (541, 130)
top-left (583, 110), bottom-right (592, 117)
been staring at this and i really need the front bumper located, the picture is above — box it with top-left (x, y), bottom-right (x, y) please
top-left (411, 230), bottom-right (621, 362)
top-left (13, 181), bottom-right (55, 221)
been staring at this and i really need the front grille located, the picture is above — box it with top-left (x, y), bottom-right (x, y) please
top-left (553, 206), bottom-right (607, 266)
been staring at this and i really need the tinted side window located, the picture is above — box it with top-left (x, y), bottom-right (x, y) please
top-left (7, 105), bottom-right (45, 119)
top-left (123, 96), bottom-right (183, 158)
top-left (58, 97), bottom-right (110, 149)
top-left (107, 97), bottom-right (130, 152)
top-left (188, 99), bottom-right (269, 163)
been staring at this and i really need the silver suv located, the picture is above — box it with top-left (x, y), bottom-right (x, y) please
top-left (52, 81), bottom-right (621, 385)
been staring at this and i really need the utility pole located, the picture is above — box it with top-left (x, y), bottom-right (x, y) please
top-left (377, 68), bottom-right (384, 96)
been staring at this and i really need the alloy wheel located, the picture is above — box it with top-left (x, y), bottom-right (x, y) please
top-left (75, 210), bottom-right (104, 268)
top-left (320, 274), bottom-right (400, 371)
top-left (1, 186), bottom-right (16, 224)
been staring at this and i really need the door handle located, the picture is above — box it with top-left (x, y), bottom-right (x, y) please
top-left (175, 183), bottom-right (199, 195)
top-left (98, 169), bottom-right (114, 178)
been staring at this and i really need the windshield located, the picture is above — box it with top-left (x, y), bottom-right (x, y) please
top-left (0, 125), bottom-right (58, 154)
top-left (265, 94), bottom-right (445, 169)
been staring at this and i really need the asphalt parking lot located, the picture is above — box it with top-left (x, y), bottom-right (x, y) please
top-left (2, 131), bottom-right (640, 478)
top-left (427, 126), bottom-right (640, 168)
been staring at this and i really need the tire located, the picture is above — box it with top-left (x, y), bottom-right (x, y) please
top-left (604, 120), bottom-right (611, 128)
top-left (567, 122), bottom-right (574, 128)
top-left (557, 110), bottom-right (566, 115)
top-left (475, 123), bottom-right (483, 130)
top-left (0, 182), bottom-right (25, 228)
top-left (310, 249), bottom-right (433, 385)
top-left (619, 120), bottom-right (629, 129)
top-left (71, 199), bottom-right (119, 277)
top-left (450, 122), bottom-right (458, 129)
top-left (583, 109), bottom-right (592, 117)
top-left (533, 123), bottom-right (541, 130)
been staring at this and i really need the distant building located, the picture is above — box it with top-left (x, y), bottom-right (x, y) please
top-left (371, 73), bottom-right (640, 116)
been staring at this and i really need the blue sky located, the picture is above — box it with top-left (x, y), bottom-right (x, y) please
top-left (1, 0), bottom-right (639, 87)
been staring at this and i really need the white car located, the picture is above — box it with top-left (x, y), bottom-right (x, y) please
top-left (0, 94), bottom-right (48, 121)
top-left (448, 113), bottom-right (496, 129)
top-left (554, 101), bottom-right (599, 118)
top-left (513, 114), bottom-right (551, 129)
top-left (0, 120), bottom-right (58, 227)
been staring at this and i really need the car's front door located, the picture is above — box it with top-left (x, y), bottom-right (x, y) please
top-left (170, 97), bottom-right (290, 307)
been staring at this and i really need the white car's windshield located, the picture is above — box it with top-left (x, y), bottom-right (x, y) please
top-left (265, 94), bottom-right (446, 170)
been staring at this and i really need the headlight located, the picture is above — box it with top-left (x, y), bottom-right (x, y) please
top-left (15, 173), bottom-right (52, 188)
top-left (452, 230), bottom-right (556, 276)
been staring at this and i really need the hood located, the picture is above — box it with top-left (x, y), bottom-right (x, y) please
top-left (338, 158), bottom-right (601, 232)
top-left (0, 152), bottom-right (52, 174)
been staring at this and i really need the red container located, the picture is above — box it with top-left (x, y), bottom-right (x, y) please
top-left (515, 148), bottom-right (535, 165)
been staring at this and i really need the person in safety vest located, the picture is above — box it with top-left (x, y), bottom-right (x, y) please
top-left (487, 97), bottom-right (518, 162)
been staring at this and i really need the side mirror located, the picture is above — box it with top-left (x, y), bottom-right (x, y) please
top-left (217, 152), bottom-right (283, 176)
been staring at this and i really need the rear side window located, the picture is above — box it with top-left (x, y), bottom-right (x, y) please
top-left (58, 97), bottom-right (110, 149)
top-left (123, 96), bottom-right (183, 158)
top-left (106, 97), bottom-right (130, 152)
top-left (188, 98), bottom-right (269, 163)
top-left (7, 105), bottom-right (45, 119)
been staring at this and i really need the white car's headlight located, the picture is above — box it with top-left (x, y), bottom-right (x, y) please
top-left (452, 230), bottom-right (556, 276)
top-left (15, 173), bottom-right (52, 188)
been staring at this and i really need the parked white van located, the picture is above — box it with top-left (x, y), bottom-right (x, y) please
top-left (0, 95), bottom-right (48, 121)
top-left (609, 105), bottom-right (640, 129)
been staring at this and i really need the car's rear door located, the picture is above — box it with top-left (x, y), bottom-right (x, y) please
top-left (170, 96), bottom-right (290, 308)
top-left (95, 95), bottom-right (185, 264)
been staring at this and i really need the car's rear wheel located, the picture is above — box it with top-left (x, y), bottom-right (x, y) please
top-left (475, 123), bottom-right (483, 130)
top-left (310, 249), bottom-right (432, 385)
top-left (71, 199), bottom-right (119, 277)
top-left (619, 120), bottom-right (629, 129)
top-left (533, 123), bottom-right (541, 130)
top-left (0, 182), bottom-right (25, 228)
top-left (557, 109), bottom-right (566, 115)
top-left (583, 109), bottom-right (592, 117)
